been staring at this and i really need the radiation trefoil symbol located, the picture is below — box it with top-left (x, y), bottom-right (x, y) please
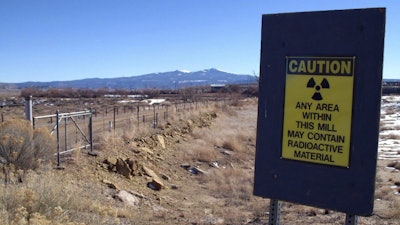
top-left (307, 78), bottom-right (330, 101)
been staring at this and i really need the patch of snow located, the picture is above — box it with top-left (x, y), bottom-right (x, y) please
top-left (379, 95), bottom-right (400, 160)
top-left (141, 99), bottom-right (166, 105)
top-left (118, 100), bottom-right (139, 104)
top-left (177, 69), bottom-right (190, 73)
top-left (178, 80), bottom-right (207, 84)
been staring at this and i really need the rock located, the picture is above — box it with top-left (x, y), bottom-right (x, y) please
top-left (160, 174), bottom-right (170, 180)
top-left (201, 216), bottom-right (224, 225)
top-left (103, 157), bottom-right (117, 171)
top-left (102, 179), bottom-right (119, 190)
top-left (147, 177), bottom-right (165, 191)
top-left (189, 167), bottom-right (207, 175)
top-left (306, 210), bottom-right (317, 216)
top-left (115, 190), bottom-right (140, 207)
top-left (387, 161), bottom-right (400, 170)
top-left (115, 158), bottom-right (132, 179)
top-left (139, 147), bottom-right (154, 155)
top-left (209, 161), bottom-right (220, 168)
top-left (125, 158), bottom-right (138, 175)
top-left (222, 150), bottom-right (234, 156)
top-left (132, 148), bottom-right (141, 154)
top-left (180, 163), bottom-right (190, 170)
top-left (104, 157), bottom-right (117, 165)
top-left (156, 135), bottom-right (166, 149)
top-left (142, 166), bottom-right (165, 190)
top-left (142, 166), bottom-right (158, 178)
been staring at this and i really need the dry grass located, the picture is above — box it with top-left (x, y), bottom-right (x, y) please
top-left (0, 170), bottom-right (84, 224)
top-left (4, 97), bottom-right (400, 224)
top-left (175, 101), bottom-right (256, 165)
top-left (0, 169), bottom-right (137, 225)
top-left (178, 139), bottom-right (217, 163)
top-left (201, 167), bottom-right (253, 200)
top-left (387, 199), bottom-right (400, 218)
top-left (375, 186), bottom-right (393, 200)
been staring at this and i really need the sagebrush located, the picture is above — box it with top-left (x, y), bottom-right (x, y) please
top-left (0, 119), bottom-right (55, 170)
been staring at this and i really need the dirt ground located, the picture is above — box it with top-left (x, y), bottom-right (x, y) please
top-left (62, 100), bottom-right (400, 224)
top-left (1, 98), bottom-right (400, 224)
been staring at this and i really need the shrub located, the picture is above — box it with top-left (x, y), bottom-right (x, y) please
top-left (0, 119), bottom-right (55, 170)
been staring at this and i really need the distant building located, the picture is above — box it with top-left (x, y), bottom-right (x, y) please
top-left (382, 79), bottom-right (400, 94)
top-left (210, 84), bottom-right (226, 92)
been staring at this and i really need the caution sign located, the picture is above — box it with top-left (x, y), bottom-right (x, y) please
top-left (282, 56), bottom-right (355, 167)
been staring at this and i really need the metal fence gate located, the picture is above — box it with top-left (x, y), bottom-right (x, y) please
top-left (33, 110), bottom-right (93, 167)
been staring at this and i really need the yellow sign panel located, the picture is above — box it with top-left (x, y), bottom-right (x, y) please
top-left (282, 56), bottom-right (355, 167)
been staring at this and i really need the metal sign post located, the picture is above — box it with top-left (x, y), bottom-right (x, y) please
top-left (269, 199), bottom-right (281, 225)
top-left (345, 214), bottom-right (358, 225)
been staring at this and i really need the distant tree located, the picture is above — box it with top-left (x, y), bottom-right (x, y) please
top-left (20, 87), bottom-right (42, 98)
top-left (227, 84), bottom-right (241, 93)
top-left (179, 87), bottom-right (198, 102)
top-left (252, 70), bottom-right (260, 83)
top-left (141, 89), bottom-right (160, 98)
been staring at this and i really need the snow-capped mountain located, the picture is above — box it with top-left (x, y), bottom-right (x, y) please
top-left (9, 68), bottom-right (257, 90)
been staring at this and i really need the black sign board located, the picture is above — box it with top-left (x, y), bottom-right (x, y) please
top-left (254, 8), bottom-right (385, 216)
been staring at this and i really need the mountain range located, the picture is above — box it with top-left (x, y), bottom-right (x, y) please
top-left (0, 69), bottom-right (257, 90)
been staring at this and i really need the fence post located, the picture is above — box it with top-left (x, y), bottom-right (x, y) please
top-left (1, 112), bottom-right (4, 122)
top-left (56, 110), bottom-right (61, 168)
top-left (89, 108), bottom-right (94, 154)
top-left (155, 113), bottom-right (158, 128)
top-left (113, 107), bottom-right (116, 130)
top-left (25, 95), bottom-right (33, 124)
top-left (137, 105), bottom-right (140, 129)
top-left (153, 105), bottom-right (156, 128)
top-left (64, 117), bottom-right (68, 153)
top-left (166, 105), bottom-right (169, 121)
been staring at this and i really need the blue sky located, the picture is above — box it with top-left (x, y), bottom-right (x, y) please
top-left (0, 0), bottom-right (398, 83)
